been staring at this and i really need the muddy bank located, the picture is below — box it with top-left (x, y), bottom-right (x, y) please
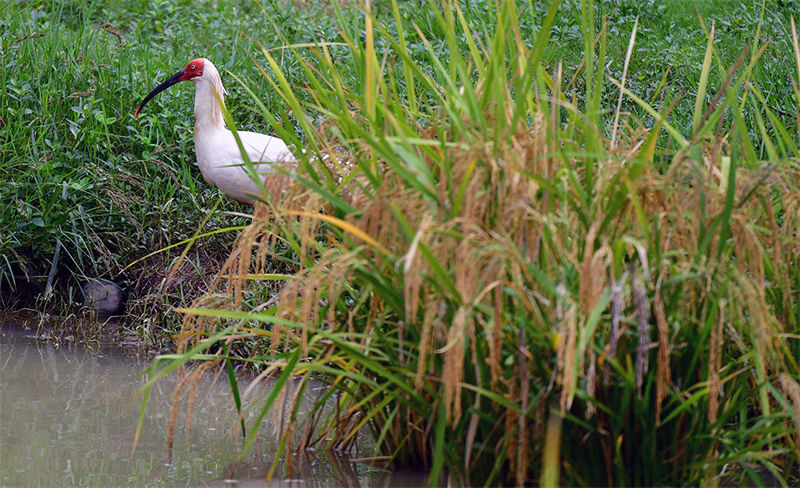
top-left (0, 247), bottom-right (230, 354)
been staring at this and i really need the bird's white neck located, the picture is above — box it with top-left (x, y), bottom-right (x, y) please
top-left (192, 68), bottom-right (226, 133)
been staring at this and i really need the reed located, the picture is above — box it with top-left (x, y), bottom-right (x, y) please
top-left (139, 0), bottom-right (800, 485)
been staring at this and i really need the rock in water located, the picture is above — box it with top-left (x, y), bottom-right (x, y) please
top-left (82, 279), bottom-right (124, 318)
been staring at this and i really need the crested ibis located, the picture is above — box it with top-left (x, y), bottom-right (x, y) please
top-left (135, 58), bottom-right (295, 205)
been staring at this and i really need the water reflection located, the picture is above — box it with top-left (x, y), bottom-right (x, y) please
top-left (0, 325), bottom-right (423, 487)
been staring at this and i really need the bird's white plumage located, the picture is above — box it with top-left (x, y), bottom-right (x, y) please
top-left (189, 59), bottom-right (295, 204)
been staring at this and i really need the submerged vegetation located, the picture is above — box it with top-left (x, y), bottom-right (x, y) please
top-left (4, 0), bottom-right (800, 484)
top-left (138, 0), bottom-right (800, 486)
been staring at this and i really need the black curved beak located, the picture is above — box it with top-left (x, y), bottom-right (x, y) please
top-left (134, 69), bottom-right (185, 119)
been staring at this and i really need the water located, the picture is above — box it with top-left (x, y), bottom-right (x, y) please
top-left (0, 324), bottom-right (422, 487)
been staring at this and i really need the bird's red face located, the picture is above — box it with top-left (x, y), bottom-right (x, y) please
top-left (135, 58), bottom-right (206, 119)
top-left (180, 58), bottom-right (205, 81)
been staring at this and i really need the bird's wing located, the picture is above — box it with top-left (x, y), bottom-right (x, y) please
top-left (238, 130), bottom-right (296, 164)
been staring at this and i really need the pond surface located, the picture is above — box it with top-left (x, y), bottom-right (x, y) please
top-left (0, 323), bottom-right (422, 487)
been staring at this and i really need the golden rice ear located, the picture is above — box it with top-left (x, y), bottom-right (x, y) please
top-left (165, 359), bottom-right (219, 460)
top-left (779, 373), bottom-right (800, 460)
top-left (653, 271), bottom-right (671, 425)
top-left (177, 294), bottom-right (235, 356)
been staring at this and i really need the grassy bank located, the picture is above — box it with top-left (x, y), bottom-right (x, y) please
top-left (0, 0), bottom-right (298, 337)
top-left (3, 0), bottom-right (798, 320)
top-left (128, 0), bottom-right (800, 486)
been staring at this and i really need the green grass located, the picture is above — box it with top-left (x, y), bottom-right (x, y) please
top-left (546, 0), bottom-right (800, 141)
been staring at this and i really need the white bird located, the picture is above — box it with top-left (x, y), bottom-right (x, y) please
top-left (135, 58), bottom-right (295, 204)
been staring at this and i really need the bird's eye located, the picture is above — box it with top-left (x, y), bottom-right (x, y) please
top-left (190, 64), bottom-right (196, 70)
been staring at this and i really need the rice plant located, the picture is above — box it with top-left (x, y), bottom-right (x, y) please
top-left (139, 0), bottom-right (800, 485)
